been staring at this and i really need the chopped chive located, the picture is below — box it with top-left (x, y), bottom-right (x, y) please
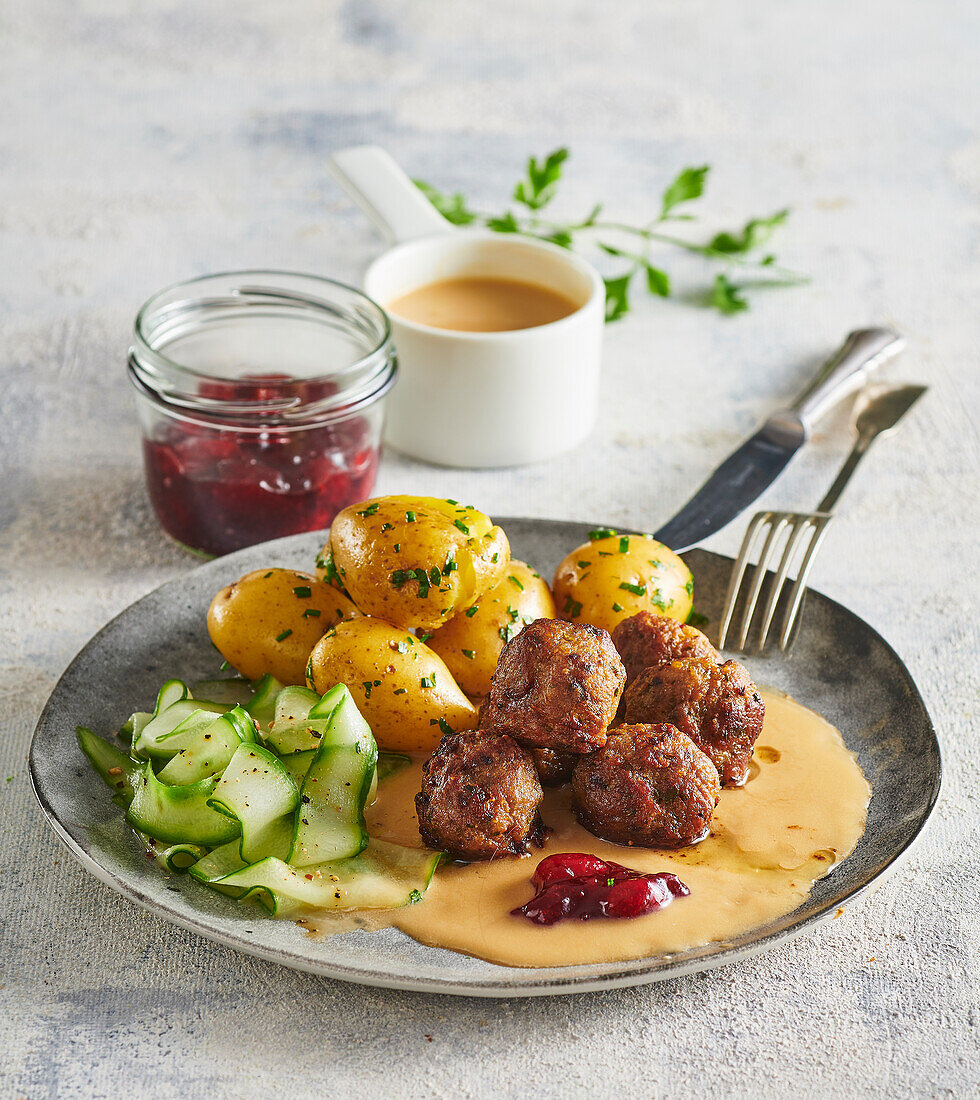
top-left (263, 571), bottom-right (274, 579)
top-left (302, 608), bottom-right (322, 618)
top-left (453, 519), bottom-right (470, 535)
top-left (293, 585), bottom-right (312, 598)
top-left (418, 632), bottom-right (433, 643)
top-left (612, 602), bottom-right (624, 613)
top-left (508, 575), bottom-right (524, 590)
top-left (619, 581), bottom-right (647, 596)
top-left (394, 543), bottom-right (400, 552)
top-left (618, 536), bottom-right (630, 553)
top-left (465, 606), bottom-right (479, 617)
top-left (491, 553), bottom-right (499, 563)
top-left (381, 522), bottom-right (395, 532)
top-left (405, 511), bottom-right (416, 522)
top-left (420, 675), bottom-right (436, 689)
top-left (462, 649), bottom-right (476, 659)
top-left (446, 498), bottom-right (459, 505)
top-left (393, 687), bottom-right (408, 695)
top-left (362, 681), bottom-right (374, 698)
top-left (589, 527), bottom-right (616, 541)
top-left (275, 630), bottom-right (293, 642)
top-left (577, 560), bottom-right (591, 569)
top-left (219, 659), bottom-right (230, 671)
top-left (356, 503), bottom-right (380, 517)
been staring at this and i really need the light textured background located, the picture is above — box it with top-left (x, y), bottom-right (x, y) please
top-left (2, 1), bottom-right (978, 1097)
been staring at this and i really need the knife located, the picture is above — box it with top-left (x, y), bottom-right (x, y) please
top-left (653, 328), bottom-right (906, 553)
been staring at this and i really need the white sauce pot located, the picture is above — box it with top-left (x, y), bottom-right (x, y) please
top-left (329, 146), bottom-right (605, 468)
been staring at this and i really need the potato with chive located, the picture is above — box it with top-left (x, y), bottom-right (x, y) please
top-left (552, 530), bottom-right (693, 634)
top-left (323, 495), bottom-right (510, 632)
top-left (306, 617), bottom-right (477, 753)
top-left (207, 568), bottom-right (361, 685)
top-left (427, 561), bottom-right (557, 697)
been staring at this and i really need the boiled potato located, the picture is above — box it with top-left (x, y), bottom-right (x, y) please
top-left (322, 495), bottom-right (510, 632)
top-left (306, 617), bottom-right (477, 753)
top-left (207, 568), bottom-right (360, 685)
top-left (427, 561), bottom-right (557, 697)
top-left (552, 532), bottom-right (693, 634)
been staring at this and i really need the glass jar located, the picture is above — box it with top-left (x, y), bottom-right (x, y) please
top-left (129, 271), bottom-right (395, 556)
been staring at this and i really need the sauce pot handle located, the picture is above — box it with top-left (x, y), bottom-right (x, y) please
top-left (328, 145), bottom-right (455, 245)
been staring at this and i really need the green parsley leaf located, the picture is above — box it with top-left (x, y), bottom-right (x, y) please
top-left (708, 209), bottom-right (789, 255)
top-left (619, 581), bottom-right (646, 596)
top-left (486, 211), bottom-right (520, 233)
top-left (513, 147), bottom-right (569, 211)
top-left (660, 165), bottom-right (709, 218)
top-left (687, 610), bottom-right (709, 627)
top-left (711, 273), bottom-right (749, 315)
top-left (603, 274), bottom-right (631, 323)
top-left (645, 264), bottom-right (671, 297)
top-left (412, 179), bottom-right (477, 225)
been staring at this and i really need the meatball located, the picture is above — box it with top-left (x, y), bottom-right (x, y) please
top-left (611, 612), bottom-right (719, 688)
top-left (415, 729), bottom-right (545, 861)
top-left (480, 618), bottom-right (625, 754)
top-left (528, 745), bottom-right (577, 787)
top-left (621, 656), bottom-right (764, 786)
top-left (572, 723), bottom-right (720, 848)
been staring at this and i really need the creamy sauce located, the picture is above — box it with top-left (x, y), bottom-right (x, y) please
top-left (387, 276), bottom-right (580, 332)
top-left (302, 691), bottom-right (870, 967)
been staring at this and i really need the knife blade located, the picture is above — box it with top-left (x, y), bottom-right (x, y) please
top-left (652, 328), bottom-right (906, 553)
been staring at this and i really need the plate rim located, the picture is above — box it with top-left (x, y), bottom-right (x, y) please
top-left (29, 520), bottom-right (942, 997)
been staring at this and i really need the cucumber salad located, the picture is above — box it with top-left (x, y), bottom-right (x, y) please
top-left (77, 675), bottom-right (442, 917)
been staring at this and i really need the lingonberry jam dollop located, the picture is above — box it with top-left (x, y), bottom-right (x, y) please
top-left (511, 852), bottom-right (689, 926)
top-left (129, 273), bottom-right (395, 557)
top-left (142, 376), bottom-right (380, 557)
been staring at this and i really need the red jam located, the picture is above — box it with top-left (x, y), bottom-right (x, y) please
top-left (142, 375), bottom-right (380, 557)
top-left (511, 853), bottom-right (690, 926)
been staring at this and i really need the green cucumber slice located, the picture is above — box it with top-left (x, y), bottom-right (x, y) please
top-left (274, 685), bottom-right (320, 725)
top-left (289, 687), bottom-right (377, 867)
top-left (264, 717), bottom-right (332, 755)
top-left (126, 763), bottom-right (240, 846)
top-left (137, 833), bottom-right (207, 873)
top-left (245, 674), bottom-right (285, 731)
top-left (210, 841), bottom-right (444, 916)
top-left (156, 706), bottom-right (257, 785)
top-left (133, 700), bottom-right (228, 759)
top-left (279, 749), bottom-right (316, 787)
top-left (76, 726), bottom-right (141, 805)
top-left (208, 743), bottom-right (300, 862)
top-left (192, 678), bottom-right (254, 707)
top-left (155, 678), bottom-right (191, 713)
top-left (188, 840), bottom-right (247, 886)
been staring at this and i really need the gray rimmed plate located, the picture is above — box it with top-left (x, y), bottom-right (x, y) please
top-left (29, 519), bottom-right (940, 997)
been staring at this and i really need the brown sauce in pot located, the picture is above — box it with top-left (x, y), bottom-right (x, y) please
top-left (301, 690), bottom-right (870, 968)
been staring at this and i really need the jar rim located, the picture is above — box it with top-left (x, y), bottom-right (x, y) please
top-left (129, 270), bottom-right (395, 423)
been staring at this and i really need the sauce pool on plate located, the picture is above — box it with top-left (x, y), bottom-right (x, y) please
top-left (302, 690), bottom-right (870, 968)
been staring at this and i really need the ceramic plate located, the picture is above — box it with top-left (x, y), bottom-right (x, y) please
top-left (29, 519), bottom-right (940, 997)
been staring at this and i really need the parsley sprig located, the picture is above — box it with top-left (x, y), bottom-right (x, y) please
top-left (415, 150), bottom-right (806, 319)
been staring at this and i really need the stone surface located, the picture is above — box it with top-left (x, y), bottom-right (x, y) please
top-left (1, 1), bottom-right (977, 1097)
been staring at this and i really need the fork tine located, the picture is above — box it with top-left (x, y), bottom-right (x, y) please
top-left (756, 516), bottom-right (816, 650)
top-left (737, 514), bottom-right (792, 649)
top-left (718, 512), bottom-right (771, 649)
top-left (779, 516), bottom-right (835, 649)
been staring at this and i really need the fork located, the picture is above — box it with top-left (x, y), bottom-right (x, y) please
top-left (718, 383), bottom-right (927, 652)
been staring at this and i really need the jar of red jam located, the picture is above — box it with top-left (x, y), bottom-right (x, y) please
top-left (129, 272), bottom-right (396, 556)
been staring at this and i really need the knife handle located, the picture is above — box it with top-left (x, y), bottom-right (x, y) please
top-left (790, 328), bottom-right (906, 427)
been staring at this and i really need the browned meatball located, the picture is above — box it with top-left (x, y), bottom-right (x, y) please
top-left (527, 745), bottom-right (577, 787)
top-left (415, 729), bottom-right (545, 860)
top-left (480, 618), bottom-right (625, 754)
top-left (572, 723), bottom-right (720, 848)
top-left (611, 612), bottom-right (719, 687)
top-left (621, 656), bottom-right (764, 786)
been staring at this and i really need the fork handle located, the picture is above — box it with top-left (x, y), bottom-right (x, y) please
top-left (791, 328), bottom-right (905, 428)
top-left (815, 433), bottom-right (876, 514)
